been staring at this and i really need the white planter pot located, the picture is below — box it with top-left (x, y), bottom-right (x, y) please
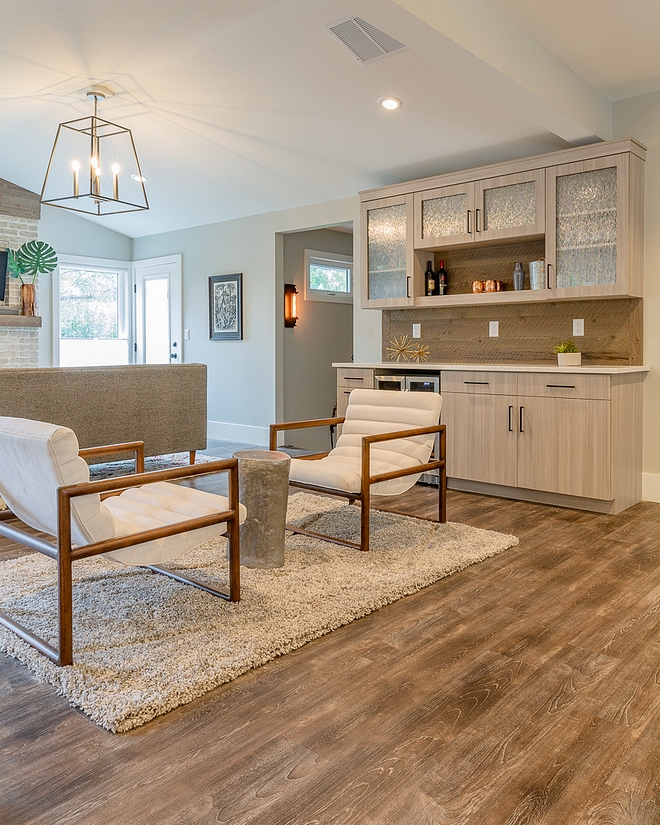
top-left (557, 352), bottom-right (581, 366)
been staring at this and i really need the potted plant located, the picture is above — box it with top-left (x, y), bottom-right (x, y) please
top-left (554, 339), bottom-right (581, 366)
top-left (7, 241), bottom-right (58, 316)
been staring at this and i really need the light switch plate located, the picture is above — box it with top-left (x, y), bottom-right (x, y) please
top-left (573, 318), bottom-right (584, 336)
top-left (412, 323), bottom-right (421, 338)
top-left (489, 320), bottom-right (499, 337)
top-left (184, 329), bottom-right (191, 340)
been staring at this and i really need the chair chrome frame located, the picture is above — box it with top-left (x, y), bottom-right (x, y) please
top-left (270, 417), bottom-right (446, 552)
top-left (0, 441), bottom-right (241, 666)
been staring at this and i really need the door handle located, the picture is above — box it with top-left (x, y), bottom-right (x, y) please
top-left (467, 210), bottom-right (472, 234)
top-left (519, 406), bottom-right (524, 433)
top-left (475, 208), bottom-right (481, 233)
top-left (508, 405), bottom-right (513, 432)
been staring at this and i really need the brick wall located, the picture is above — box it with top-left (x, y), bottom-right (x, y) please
top-left (0, 211), bottom-right (40, 366)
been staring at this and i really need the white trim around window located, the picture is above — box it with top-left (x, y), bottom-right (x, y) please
top-left (304, 249), bottom-right (353, 303)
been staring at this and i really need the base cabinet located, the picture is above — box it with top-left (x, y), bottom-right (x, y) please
top-left (441, 369), bottom-right (642, 513)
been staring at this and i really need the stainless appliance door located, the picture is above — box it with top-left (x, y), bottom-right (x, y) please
top-left (404, 375), bottom-right (440, 393)
top-left (374, 375), bottom-right (406, 391)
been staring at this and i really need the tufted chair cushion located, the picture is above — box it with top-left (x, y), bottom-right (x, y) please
top-left (0, 417), bottom-right (245, 565)
top-left (289, 389), bottom-right (442, 495)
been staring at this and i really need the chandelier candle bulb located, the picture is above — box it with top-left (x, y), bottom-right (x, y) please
top-left (71, 161), bottom-right (80, 197)
top-left (112, 164), bottom-right (120, 200)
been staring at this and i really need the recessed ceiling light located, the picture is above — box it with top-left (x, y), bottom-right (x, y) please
top-left (131, 173), bottom-right (147, 182)
top-left (378, 96), bottom-right (402, 111)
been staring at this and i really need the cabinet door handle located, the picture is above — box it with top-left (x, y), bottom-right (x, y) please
top-left (547, 263), bottom-right (552, 289)
top-left (406, 276), bottom-right (411, 298)
top-left (464, 381), bottom-right (489, 385)
top-left (475, 208), bottom-right (481, 233)
top-left (467, 210), bottom-right (472, 234)
top-left (546, 384), bottom-right (576, 389)
top-left (508, 405), bottom-right (513, 432)
top-left (343, 391), bottom-right (352, 395)
top-left (519, 406), bottom-right (524, 433)
top-left (344, 377), bottom-right (364, 381)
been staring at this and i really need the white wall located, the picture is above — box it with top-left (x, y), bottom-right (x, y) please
top-left (614, 94), bottom-right (660, 499)
top-left (37, 207), bottom-right (134, 367)
top-left (133, 197), bottom-right (360, 446)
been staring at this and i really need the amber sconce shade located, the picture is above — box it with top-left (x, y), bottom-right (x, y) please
top-left (284, 283), bottom-right (298, 327)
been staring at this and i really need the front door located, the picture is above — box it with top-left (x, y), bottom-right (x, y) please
top-left (133, 255), bottom-right (182, 364)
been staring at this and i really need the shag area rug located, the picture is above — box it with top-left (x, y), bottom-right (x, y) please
top-left (88, 451), bottom-right (216, 479)
top-left (0, 494), bottom-right (518, 733)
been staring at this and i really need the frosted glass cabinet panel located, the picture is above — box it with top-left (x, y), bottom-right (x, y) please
top-left (361, 194), bottom-right (414, 308)
top-left (546, 154), bottom-right (643, 299)
top-left (415, 170), bottom-right (544, 248)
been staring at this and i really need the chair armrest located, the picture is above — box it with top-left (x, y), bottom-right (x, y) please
top-left (269, 417), bottom-right (344, 450)
top-left (79, 441), bottom-right (145, 473)
top-left (360, 424), bottom-right (446, 487)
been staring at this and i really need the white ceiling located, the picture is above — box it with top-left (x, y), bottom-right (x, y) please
top-left (1, 0), bottom-right (658, 238)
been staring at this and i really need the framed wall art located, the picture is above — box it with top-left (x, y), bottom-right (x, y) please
top-left (209, 273), bottom-right (243, 340)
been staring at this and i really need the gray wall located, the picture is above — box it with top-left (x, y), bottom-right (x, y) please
top-left (282, 228), bottom-right (353, 451)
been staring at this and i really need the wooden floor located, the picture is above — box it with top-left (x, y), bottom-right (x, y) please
top-left (2, 483), bottom-right (660, 825)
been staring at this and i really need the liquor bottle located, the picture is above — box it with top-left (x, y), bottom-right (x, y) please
top-left (437, 260), bottom-right (448, 295)
top-left (424, 260), bottom-right (436, 296)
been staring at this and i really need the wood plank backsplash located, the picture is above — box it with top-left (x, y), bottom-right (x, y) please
top-left (382, 298), bottom-right (642, 366)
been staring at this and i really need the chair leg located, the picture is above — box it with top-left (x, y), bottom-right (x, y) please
top-left (189, 450), bottom-right (196, 465)
top-left (360, 487), bottom-right (371, 552)
top-left (57, 555), bottom-right (74, 667)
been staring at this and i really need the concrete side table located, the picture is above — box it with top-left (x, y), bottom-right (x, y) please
top-left (233, 449), bottom-right (291, 568)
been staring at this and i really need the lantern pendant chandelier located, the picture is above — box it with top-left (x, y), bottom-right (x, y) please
top-left (40, 85), bottom-right (148, 216)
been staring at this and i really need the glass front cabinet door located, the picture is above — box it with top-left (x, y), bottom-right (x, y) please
top-left (361, 194), bottom-right (415, 308)
top-left (414, 170), bottom-right (544, 249)
top-left (546, 154), bottom-right (644, 299)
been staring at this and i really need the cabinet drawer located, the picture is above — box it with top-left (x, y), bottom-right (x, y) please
top-left (337, 368), bottom-right (374, 388)
top-left (517, 373), bottom-right (610, 400)
top-left (441, 371), bottom-right (517, 396)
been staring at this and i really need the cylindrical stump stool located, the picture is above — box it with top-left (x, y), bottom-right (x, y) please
top-left (233, 449), bottom-right (291, 568)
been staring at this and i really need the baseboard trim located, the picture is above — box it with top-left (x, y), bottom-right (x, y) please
top-left (642, 473), bottom-right (660, 503)
top-left (207, 421), bottom-right (268, 447)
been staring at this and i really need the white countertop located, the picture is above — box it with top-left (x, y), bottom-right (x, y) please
top-left (333, 362), bottom-right (649, 375)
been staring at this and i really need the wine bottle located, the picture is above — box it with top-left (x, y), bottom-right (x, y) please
top-left (437, 260), bottom-right (448, 295)
top-left (424, 260), bottom-right (436, 296)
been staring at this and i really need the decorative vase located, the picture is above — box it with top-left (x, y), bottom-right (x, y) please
top-left (20, 283), bottom-right (36, 317)
top-left (557, 352), bottom-right (581, 366)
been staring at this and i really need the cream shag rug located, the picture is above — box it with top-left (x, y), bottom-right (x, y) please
top-left (0, 494), bottom-right (518, 733)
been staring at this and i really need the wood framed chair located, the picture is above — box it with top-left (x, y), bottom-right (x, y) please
top-left (270, 388), bottom-right (446, 552)
top-left (0, 416), bottom-right (246, 666)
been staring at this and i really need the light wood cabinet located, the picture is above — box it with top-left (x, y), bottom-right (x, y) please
top-left (361, 194), bottom-right (415, 309)
top-left (441, 369), bottom-right (643, 513)
top-left (414, 170), bottom-right (544, 251)
top-left (546, 153), bottom-right (644, 299)
top-left (360, 138), bottom-right (645, 309)
top-left (336, 367), bottom-right (374, 419)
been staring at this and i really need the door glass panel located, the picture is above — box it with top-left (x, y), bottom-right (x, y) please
top-left (367, 204), bottom-right (407, 299)
top-left (422, 193), bottom-right (466, 238)
top-left (144, 277), bottom-right (170, 363)
top-left (556, 167), bottom-right (617, 288)
top-left (483, 182), bottom-right (535, 231)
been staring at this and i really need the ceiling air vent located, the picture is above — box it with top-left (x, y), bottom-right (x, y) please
top-left (326, 17), bottom-right (407, 63)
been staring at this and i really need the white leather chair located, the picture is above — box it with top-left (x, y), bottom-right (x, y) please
top-left (270, 389), bottom-right (446, 552)
top-left (0, 417), bottom-right (246, 666)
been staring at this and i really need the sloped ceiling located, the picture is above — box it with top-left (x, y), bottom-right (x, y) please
top-left (0, 0), bottom-right (657, 238)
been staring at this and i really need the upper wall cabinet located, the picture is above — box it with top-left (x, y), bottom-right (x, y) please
top-left (361, 194), bottom-right (415, 308)
top-left (546, 153), bottom-right (645, 300)
top-left (359, 138), bottom-right (645, 310)
top-left (414, 169), bottom-right (545, 250)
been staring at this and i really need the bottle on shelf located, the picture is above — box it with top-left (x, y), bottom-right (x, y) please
top-left (424, 260), bottom-right (436, 296)
top-left (437, 260), bottom-right (448, 295)
top-left (513, 261), bottom-right (525, 290)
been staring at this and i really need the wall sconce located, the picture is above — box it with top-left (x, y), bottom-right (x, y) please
top-left (284, 283), bottom-right (298, 327)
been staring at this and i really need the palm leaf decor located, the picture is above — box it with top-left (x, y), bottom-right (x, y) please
top-left (15, 241), bottom-right (58, 281)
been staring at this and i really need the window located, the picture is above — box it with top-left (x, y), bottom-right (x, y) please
top-left (54, 257), bottom-right (131, 366)
top-left (304, 249), bottom-right (353, 303)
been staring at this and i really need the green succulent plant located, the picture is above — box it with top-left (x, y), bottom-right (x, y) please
top-left (7, 240), bottom-right (58, 284)
top-left (553, 339), bottom-right (580, 354)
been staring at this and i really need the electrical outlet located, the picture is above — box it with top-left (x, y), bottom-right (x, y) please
top-left (489, 320), bottom-right (499, 337)
top-left (184, 329), bottom-right (191, 340)
top-left (412, 323), bottom-right (421, 338)
top-left (573, 318), bottom-right (584, 336)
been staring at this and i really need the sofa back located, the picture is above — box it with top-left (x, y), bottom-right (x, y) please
top-left (0, 364), bottom-right (207, 459)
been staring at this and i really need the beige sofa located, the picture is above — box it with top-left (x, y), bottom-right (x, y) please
top-left (0, 363), bottom-right (207, 461)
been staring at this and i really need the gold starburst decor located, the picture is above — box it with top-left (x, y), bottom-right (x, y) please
top-left (410, 344), bottom-right (430, 363)
top-left (386, 335), bottom-right (416, 362)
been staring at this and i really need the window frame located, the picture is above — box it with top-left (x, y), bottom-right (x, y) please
top-left (303, 249), bottom-right (353, 304)
top-left (52, 254), bottom-right (132, 366)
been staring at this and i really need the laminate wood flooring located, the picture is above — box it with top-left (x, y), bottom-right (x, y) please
top-left (2, 483), bottom-right (660, 825)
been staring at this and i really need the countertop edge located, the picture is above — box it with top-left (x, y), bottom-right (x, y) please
top-left (333, 362), bottom-right (650, 375)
